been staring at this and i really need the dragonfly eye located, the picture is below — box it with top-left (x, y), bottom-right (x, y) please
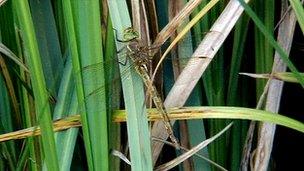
top-left (123, 27), bottom-right (139, 41)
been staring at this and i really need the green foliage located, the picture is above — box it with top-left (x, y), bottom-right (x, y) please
top-left (108, 1), bottom-right (153, 170)
top-left (0, 0), bottom-right (304, 170)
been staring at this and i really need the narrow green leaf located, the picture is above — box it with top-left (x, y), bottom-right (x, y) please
top-left (227, 15), bottom-right (250, 104)
top-left (227, 14), bottom-right (250, 171)
top-left (114, 107), bottom-right (304, 134)
top-left (240, 72), bottom-right (304, 84)
top-left (155, 123), bottom-right (232, 171)
top-left (289, 0), bottom-right (304, 35)
top-left (0, 76), bottom-right (16, 170)
top-left (13, 0), bottom-right (59, 170)
top-left (238, 0), bottom-right (304, 88)
top-left (16, 140), bottom-right (29, 171)
top-left (41, 56), bottom-right (78, 171)
top-left (20, 68), bottom-right (39, 171)
top-left (104, 17), bottom-right (121, 171)
top-left (200, 2), bottom-right (227, 169)
top-left (108, 0), bottom-right (153, 170)
top-left (168, 1), bottom-right (210, 169)
top-left (28, 0), bottom-right (64, 95)
top-left (61, 0), bottom-right (93, 170)
top-left (0, 43), bottom-right (29, 72)
top-left (72, 1), bottom-right (109, 170)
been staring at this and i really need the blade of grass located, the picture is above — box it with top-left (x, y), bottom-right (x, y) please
top-left (0, 2), bottom-right (28, 73)
top-left (158, 0), bottom-right (221, 81)
top-left (20, 76), bottom-right (39, 171)
top-left (0, 56), bottom-right (19, 165)
top-left (151, 0), bottom-right (250, 164)
top-left (226, 14), bottom-right (250, 171)
top-left (190, 2), bottom-right (213, 170)
top-left (238, 0), bottom-right (304, 87)
top-left (108, 0), bottom-right (153, 170)
top-left (13, 0), bottom-right (59, 170)
top-left (3, 105), bottom-right (304, 142)
top-left (0, 55), bottom-right (21, 130)
top-left (203, 3), bottom-right (227, 169)
top-left (241, 72), bottom-right (304, 83)
top-left (0, 115), bottom-right (81, 142)
top-left (289, 0), bottom-right (304, 34)
top-left (104, 16), bottom-right (121, 171)
top-left (167, 1), bottom-right (210, 170)
top-left (17, 25), bottom-right (39, 171)
top-left (114, 107), bottom-right (304, 133)
top-left (28, 0), bottom-right (63, 95)
top-left (155, 123), bottom-right (233, 171)
top-left (152, 136), bottom-right (226, 171)
top-left (41, 56), bottom-right (78, 171)
top-left (53, 94), bottom-right (78, 171)
top-left (254, 0), bottom-right (274, 98)
top-left (0, 158), bottom-right (3, 171)
top-left (72, 1), bottom-right (109, 170)
top-left (168, 1), bottom-right (193, 170)
top-left (24, 0), bottom-right (68, 170)
top-left (0, 43), bottom-right (29, 72)
top-left (16, 141), bottom-right (29, 171)
top-left (251, 1), bottom-right (298, 169)
top-left (61, 0), bottom-right (94, 170)
top-left (0, 139), bottom-right (15, 170)
top-left (253, 0), bottom-right (266, 98)
top-left (0, 76), bottom-right (16, 170)
top-left (152, 0), bottom-right (220, 81)
top-left (1, 1), bottom-right (37, 170)
top-left (0, 0), bottom-right (7, 6)
top-left (152, 0), bottom-right (203, 48)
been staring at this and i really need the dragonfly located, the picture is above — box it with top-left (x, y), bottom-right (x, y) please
top-left (116, 27), bottom-right (180, 148)
top-left (79, 27), bottom-right (207, 148)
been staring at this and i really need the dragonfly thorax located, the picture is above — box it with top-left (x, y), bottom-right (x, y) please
top-left (126, 41), bottom-right (150, 68)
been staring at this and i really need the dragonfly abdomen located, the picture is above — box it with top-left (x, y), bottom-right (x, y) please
top-left (134, 65), bottom-right (180, 149)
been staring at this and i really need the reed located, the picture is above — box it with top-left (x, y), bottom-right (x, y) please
top-left (0, 0), bottom-right (303, 170)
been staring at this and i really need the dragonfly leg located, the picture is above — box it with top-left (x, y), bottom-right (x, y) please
top-left (118, 58), bottom-right (128, 66)
top-left (117, 53), bottom-right (129, 66)
top-left (115, 44), bottom-right (130, 66)
top-left (116, 45), bottom-right (127, 54)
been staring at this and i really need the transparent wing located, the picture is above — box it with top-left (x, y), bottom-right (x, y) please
top-left (76, 52), bottom-right (137, 113)
top-left (75, 32), bottom-right (205, 115)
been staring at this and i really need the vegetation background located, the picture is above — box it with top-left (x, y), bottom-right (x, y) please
top-left (0, 0), bottom-right (303, 171)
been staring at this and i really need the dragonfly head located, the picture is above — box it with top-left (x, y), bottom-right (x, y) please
top-left (123, 27), bottom-right (139, 41)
